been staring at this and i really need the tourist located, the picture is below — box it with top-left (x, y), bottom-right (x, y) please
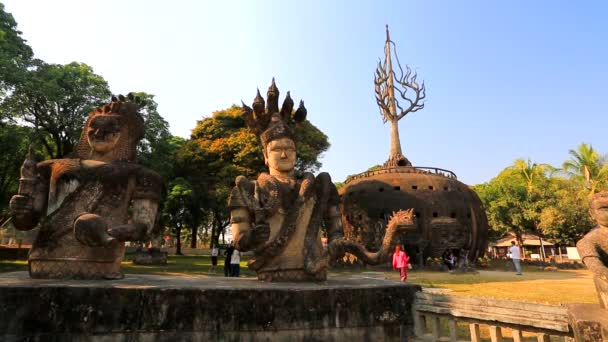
top-left (392, 244), bottom-right (410, 282)
top-left (210, 245), bottom-right (219, 273)
top-left (231, 248), bottom-right (241, 277)
top-left (509, 241), bottom-right (522, 275)
top-left (224, 244), bottom-right (234, 277)
top-left (442, 250), bottom-right (454, 270)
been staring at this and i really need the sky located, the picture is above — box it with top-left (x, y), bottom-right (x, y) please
top-left (3, 0), bottom-right (608, 185)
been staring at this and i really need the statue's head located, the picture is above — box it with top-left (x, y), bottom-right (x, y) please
top-left (241, 79), bottom-right (307, 174)
top-left (590, 191), bottom-right (608, 228)
top-left (75, 94), bottom-right (145, 162)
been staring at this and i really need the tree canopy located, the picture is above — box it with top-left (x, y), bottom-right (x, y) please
top-left (474, 145), bottom-right (608, 246)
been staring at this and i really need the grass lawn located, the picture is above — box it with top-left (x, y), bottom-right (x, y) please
top-left (0, 254), bottom-right (597, 305)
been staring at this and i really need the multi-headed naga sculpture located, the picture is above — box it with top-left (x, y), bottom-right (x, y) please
top-left (229, 79), bottom-right (416, 281)
top-left (9, 94), bottom-right (161, 279)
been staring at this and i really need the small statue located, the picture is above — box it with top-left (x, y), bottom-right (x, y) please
top-left (577, 191), bottom-right (608, 308)
top-left (229, 79), bottom-right (416, 281)
top-left (9, 94), bottom-right (162, 279)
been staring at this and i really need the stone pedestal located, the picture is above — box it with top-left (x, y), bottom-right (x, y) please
top-left (567, 303), bottom-right (608, 341)
top-left (0, 272), bottom-right (419, 342)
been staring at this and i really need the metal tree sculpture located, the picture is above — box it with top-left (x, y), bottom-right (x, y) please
top-left (375, 25), bottom-right (426, 168)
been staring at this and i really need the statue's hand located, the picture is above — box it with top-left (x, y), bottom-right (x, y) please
top-left (10, 194), bottom-right (32, 215)
top-left (9, 195), bottom-right (34, 230)
top-left (74, 213), bottom-right (116, 247)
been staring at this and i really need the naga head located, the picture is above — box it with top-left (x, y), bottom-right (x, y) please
top-left (241, 79), bottom-right (307, 173)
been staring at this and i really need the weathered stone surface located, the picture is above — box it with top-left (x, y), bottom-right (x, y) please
top-left (8, 95), bottom-right (162, 280)
top-left (567, 303), bottom-right (608, 341)
top-left (0, 272), bottom-right (419, 341)
top-left (231, 80), bottom-right (415, 282)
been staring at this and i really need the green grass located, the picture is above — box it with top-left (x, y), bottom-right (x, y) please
top-left (0, 254), bottom-right (597, 305)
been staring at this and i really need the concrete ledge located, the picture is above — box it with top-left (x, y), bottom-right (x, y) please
top-left (0, 272), bottom-right (419, 342)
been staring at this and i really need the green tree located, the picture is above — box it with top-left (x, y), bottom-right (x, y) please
top-left (562, 143), bottom-right (608, 194)
top-left (131, 92), bottom-right (184, 181)
top-left (176, 105), bottom-right (330, 247)
top-left (473, 160), bottom-right (555, 248)
top-left (0, 123), bottom-right (31, 219)
top-left (0, 3), bottom-right (33, 97)
top-left (538, 178), bottom-right (594, 246)
top-left (1, 61), bottom-right (111, 158)
top-left (162, 177), bottom-right (196, 255)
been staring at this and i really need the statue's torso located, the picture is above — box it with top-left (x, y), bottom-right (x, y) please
top-left (29, 159), bottom-right (160, 279)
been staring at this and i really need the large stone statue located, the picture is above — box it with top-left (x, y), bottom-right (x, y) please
top-left (9, 94), bottom-right (161, 279)
top-left (577, 191), bottom-right (608, 307)
top-left (229, 80), bottom-right (415, 281)
top-left (568, 191), bottom-right (608, 340)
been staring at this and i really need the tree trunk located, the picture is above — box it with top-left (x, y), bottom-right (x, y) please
top-left (389, 119), bottom-right (402, 159)
top-left (175, 224), bottom-right (183, 255)
top-left (190, 225), bottom-right (198, 248)
top-left (384, 119), bottom-right (411, 167)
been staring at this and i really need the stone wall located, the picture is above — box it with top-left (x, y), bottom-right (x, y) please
top-left (0, 272), bottom-right (419, 342)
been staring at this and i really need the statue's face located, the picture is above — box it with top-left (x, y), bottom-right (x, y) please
top-left (87, 115), bottom-right (122, 155)
top-left (591, 194), bottom-right (608, 227)
top-left (265, 137), bottom-right (296, 173)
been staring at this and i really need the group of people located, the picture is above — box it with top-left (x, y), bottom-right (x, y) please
top-left (209, 244), bottom-right (241, 277)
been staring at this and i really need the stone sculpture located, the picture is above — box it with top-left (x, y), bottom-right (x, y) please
top-left (577, 191), bottom-right (608, 307)
top-left (229, 79), bottom-right (416, 281)
top-left (568, 191), bottom-right (608, 340)
top-left (9, 94), bottom-right (161, 279)
top-left (340, 26), bottom-right (488, 265)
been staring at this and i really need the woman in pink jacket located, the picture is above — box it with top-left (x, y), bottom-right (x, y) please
top-left (392, 244), bottom-right (410, 282)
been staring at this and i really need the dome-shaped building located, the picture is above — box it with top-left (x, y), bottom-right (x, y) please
top-left (340, 167), bottom-right (488, 263)
top-left (339, 26), bottom-right (488, 263)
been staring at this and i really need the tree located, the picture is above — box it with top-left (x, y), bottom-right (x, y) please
top-left (473, 160), bottom-right (555, 249)
top-left (562, 143), bottom-right (608, 194)
top-left (1, 61), bottom-right (111, 158)
top-left (374, 26), bottom-right (425, 167)
top-left (0, 123), bottom-right (31, 219)
top-left (131, 92), bottom-right (184, 182)
top-left (0, 4), bottom-right (33, 97)
top-left (538, 178), bottom-right (594, 246)
top-left (162, 177), bottom-right (195, 255)
top-left (176, 105), bottom-right (330, 247)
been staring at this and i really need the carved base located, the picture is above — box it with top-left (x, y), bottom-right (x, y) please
top-left (29, 259), bottom-right (123, 280)
top-left (257, 269), bottom-right (327, 282)
top-left (132, 248), bottom-right (168, 265)
top-left (0, 272), bottom-right (420, 341)
top-left (567, 303), bottom-right (608, 341)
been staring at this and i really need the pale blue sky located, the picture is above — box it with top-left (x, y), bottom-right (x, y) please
top-left (3, 0), bottom-right (607, 185)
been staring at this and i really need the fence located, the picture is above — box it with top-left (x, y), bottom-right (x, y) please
top-left (413, 291), bottom-right (574, 341)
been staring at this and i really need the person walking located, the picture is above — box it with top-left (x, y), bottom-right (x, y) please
top-left (230, 248), bottom-right (241, 277)
top-left (509, 241), bottom-right (523, 275)
top-left (224, 244), bottom-right (234, 277)
top-left (209, 245), bottom-right (219, 273)
top-left (392, 244), bottom-right (410, 282)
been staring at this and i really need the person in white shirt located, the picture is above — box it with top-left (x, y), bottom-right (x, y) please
top-left (509, 241), bottom-right (522, 275)
top-left (230, 249), bottom-right (241, 277)
top-left (209, 245), bottom-right (219, 273)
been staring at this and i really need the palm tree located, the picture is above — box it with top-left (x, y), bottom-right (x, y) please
top-left (511, 158), bottom-right (555, 193)
top-left (562, 143), bottom-right (608, 194)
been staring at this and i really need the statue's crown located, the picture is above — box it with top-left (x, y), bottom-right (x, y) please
top-left (241, 78), bottom-right (307, 147)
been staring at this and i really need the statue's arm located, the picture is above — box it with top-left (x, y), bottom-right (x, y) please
top-left (231, 207), bottom-right (256, 251)
top-left (107, 170), bottom-right (161, 242)
top-left (10, 161), bottom-right (50, 230)
top-left (578, 236), bottom-right (608, 280)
